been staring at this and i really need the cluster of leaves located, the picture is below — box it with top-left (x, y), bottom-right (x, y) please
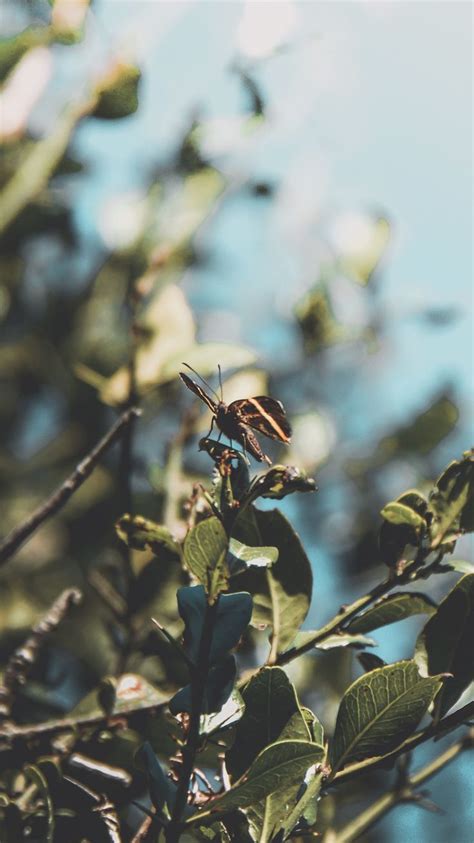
top-left (105, 445), bottom-right (473, 842)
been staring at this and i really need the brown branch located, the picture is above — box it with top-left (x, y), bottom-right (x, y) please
top-left (0, 587), bottom-right (82, 722)
top-left (333, 730), bottom-right (474, 842)
top-left (0, 406), bottom-right (141, 565)
top-left (130, 815), bottom-right (154, 843)
top-left (332, 700), bottom-right (474, 786)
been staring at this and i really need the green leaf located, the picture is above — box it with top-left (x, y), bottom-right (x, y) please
top-left (177, 586), bottom-right (252, 665)
top-left (347, 593), bottom-right (436, 634)
top-left (205, 741), bottom-right (324, 814)
top-left (429, 450), bottom-right (474, 548)
top-left (93, 62), bottom-right (141, 120)
top-left (226, 667), bottom-right (302, 781)
top-left (227, 538), bottom-right (278, 576)
top-left (116, 514), bottom-right (181, 557)
top-left (184, 517), bottom-right (229, 601)
top-left (243, 465), bottom-right (317, 506)
top-left (415, 574), bottom-right (474, 718)
top-left (276, 769), bottom-right (324, 840)
top-left (232, 508), bottom-right (313, 654)
top-left (287, 631), bottom-right (375, 652)
top-left (200, 689), bottom-right (245, 737)
top-left (330, 660), bottom-right (443, 773)
top-left (380, 502), bottom-right (427, 530)
top-left (71, 673), bottom-right (168, 719)
top-left (379, 491), bottom-right (429, 570)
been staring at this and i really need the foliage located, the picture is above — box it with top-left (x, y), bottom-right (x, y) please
top-left (0, 5), bottom-right (472, 843)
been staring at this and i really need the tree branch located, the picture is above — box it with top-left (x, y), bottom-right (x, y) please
top-left (276, 552), bottom-right (441, 667)
top-left (0, 406), bottom-right (141, 565)
top-left (332, 700), bottom-right (474, 786)
top-left (332, 729), bottom-right (474, 842)
top-left (0, 587), bottom-right (82, 722)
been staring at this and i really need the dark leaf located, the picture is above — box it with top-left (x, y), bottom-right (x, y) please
top-left (243, 466), bottom-right (317, 506)
top-left (169, 655), bottom-right (236, 716)
top-left (358, 652), bottom-right (387, 672)
top-left (177, 586), bottom-right (252, 665)
top-left (429, 450), bottom-right (474, 548)
top-left (226, 667), bottom-right (302, 781)
top-left (415, 574), bottom-right (474, 718)
top-left (135, 741), bottom-right (175, 812)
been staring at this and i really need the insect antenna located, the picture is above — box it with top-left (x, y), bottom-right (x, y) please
top-left (218, 364), bottom-right (223, 401)
top-left (181, 363), bottom-right (221, 401)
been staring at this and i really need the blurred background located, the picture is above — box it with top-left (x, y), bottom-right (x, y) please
top-left (0, 1), bottom-right (472, 841)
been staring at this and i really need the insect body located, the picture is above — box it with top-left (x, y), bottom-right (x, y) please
top-left (179, 367), bottom-right (291, 465)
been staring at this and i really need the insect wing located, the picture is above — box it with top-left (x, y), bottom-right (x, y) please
top-left (229, 396), bottom-right (292, 443)
top-left (179, 372), bottom-right (217, 413)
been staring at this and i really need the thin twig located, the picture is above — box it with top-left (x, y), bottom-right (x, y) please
top-left (130, 814), bottom-right (154, 843)
top-left (276, 551), bottom-right (440, 667)
top-left (0, 407), bottom-right (141, 565)
top-left (332, 730), bottom-right (474, 842)
top-left (332, 700), bottom-right (474, 786)
top-left (0, 587), bottom-right (82, 721)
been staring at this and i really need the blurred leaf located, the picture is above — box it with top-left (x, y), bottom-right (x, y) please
top-left (334, 214), bottom-right (390, 286)
top-left (348, 593), bottom-right (436, 634)
top-left (184, 517), bottom-right (228, 601)
top-left (206, 741), bottom-right (324, 814)
top-left (437, 559), bottom-right (474, 575)
top-left (170, 654), bottom-right (236, 715)
top-left (71, 674), bottom-right (168, 718)
top-left (93, 62), bottom-right (141, 120)
top-left (227, 538), bottom-right (278, 576)
top-left (415, 574), bottom-right (474, 719)
top-left (135, 741), bottom-right (175, 813)
top-left (226, 667), bottom-right (302, 781)
top-left (330, 660), bottom-right (443, 773)
top-left (288, 630), bottom-right (375, 652)
top-left (0, 28), bottom-right (52, 82)
top-left (232, 509), bottom-right (313, 654)
top-left (177, 586), bottom-right (252, 665)
top-left (347, 394), bottom-right (459, 478)
top-left (24, 764), bottom-right (54, 843)
top-left (295, 287), bottom-right (345, 353)
top-left (429, 450), bottom-right (474, 549)
top-left (116, 514), bottom-right (181, 557)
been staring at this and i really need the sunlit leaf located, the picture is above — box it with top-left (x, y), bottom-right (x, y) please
top-left (348, 593), bottom-right (436, 635)
top-left (184, 516), bottom-right (229, 600)
top-left (206, 741), bottom-right (324, 814)
top-left (415, 574), bottom-right (474, 718)
top-left (380, 502), bottom-right (426, 530)
top-left (227, 538), bottom-right (278, 576)
top-left (330, 660), bottom-right (443, 773)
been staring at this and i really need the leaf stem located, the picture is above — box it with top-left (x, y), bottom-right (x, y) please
top-left (165, 598), bottom-right (220, 843)
top-left (332, 730), bottom-right (474, 842)
top-left (0, 407), bottom-right (141, 565)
